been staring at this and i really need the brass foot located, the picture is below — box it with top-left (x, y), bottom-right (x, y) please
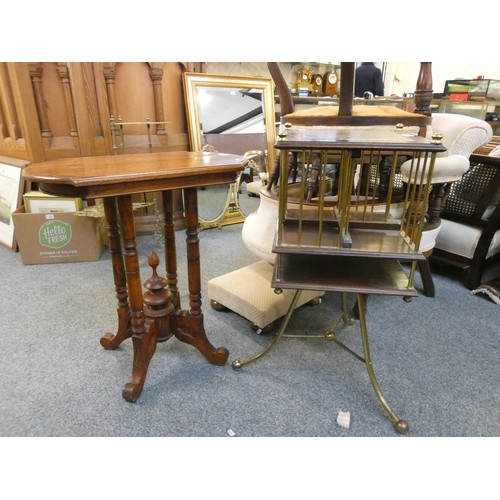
top-left (324, 330), bottom-right (335, 341)
top-left (232, 359), bottom-right (243, 370)
top-left (394, 420), bottom-right (410, 434)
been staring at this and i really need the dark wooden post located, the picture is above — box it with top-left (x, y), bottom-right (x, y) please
top-left (339, 62), bottom-right (355, 117)
top-left (414, 62), bottom-right (433, 117)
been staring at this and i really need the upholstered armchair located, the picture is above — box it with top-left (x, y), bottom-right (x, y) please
top-left (431, 145), bottom-right (500, 289)
top-left (400, 113), bottom-right (493, 296)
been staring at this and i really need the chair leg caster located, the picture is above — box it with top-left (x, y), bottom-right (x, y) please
top-left (211, 300), bottom-right (230, 312)
top-left (307, 297), bottom-right (322, 306)
top-left (251, 322), bottom-right (275, 335)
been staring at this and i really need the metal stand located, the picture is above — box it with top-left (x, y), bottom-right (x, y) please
top-left (232, 291), bottom-right (409, 435)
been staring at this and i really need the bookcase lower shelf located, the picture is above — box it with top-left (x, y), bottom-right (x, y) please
top-left (272, 254), bottom-right (418, 297)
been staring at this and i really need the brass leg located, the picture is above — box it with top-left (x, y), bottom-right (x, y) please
top-left (100, 196), bottom-right (132, 350)
top-left (340, 292), bottom-right (355, 326)
top-left (232, 290), bottom-right (302, 370)
top-left (325, 292), bottom-right (355, 340)
top-left (356, 294), bottom-right (409, 434)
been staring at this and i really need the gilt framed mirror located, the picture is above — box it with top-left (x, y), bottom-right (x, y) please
top-left (183, 72), bottom-right (276, 229)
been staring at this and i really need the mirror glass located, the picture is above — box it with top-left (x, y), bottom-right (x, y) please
top-left (183, 72), bottom-right (276, 228)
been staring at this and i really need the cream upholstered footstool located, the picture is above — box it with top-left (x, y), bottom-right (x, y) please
top-left (208, 260), bottom-right (323, 333)
top-left (207, 187), bottom-right (323, 333)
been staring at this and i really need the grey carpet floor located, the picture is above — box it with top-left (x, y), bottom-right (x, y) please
top-left (1, 222), bottom-right (498, 438)
top-left (1, 219), bottom-right (498, 499)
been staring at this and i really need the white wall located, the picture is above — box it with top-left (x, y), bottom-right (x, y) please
top-left (207, 62), bottom-right (500, 98)
top-left (385, 62), bottom-right (500, 96)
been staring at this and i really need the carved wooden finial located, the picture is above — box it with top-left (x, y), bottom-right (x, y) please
top-left (144, 251), bottom-right (167, 292)
top-left (143, 251), bottom-right (174, 344)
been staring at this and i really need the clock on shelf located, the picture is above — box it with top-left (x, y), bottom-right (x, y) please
top-left (294, 66), bottom-right (313, 92)
top-left (323, 68), bottom-right (338, 96)
top-left (312, 74), bottom-right (323, 93)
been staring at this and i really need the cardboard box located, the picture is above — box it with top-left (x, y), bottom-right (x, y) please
top-left (12, 206), bottom-right (106, 265)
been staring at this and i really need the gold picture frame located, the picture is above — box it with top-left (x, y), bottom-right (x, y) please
top-left (0, 156), bottom-right (29, 250)
top-left (23, 191), bottom-right (83, 214)
top-left (183, 72), bottom-right (276, 165)
top-left (183, 72), bottom-right (276, 229)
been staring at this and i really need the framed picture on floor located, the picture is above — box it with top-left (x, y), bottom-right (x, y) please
top-left (0, 156), bottom-right (29, 250)
top-left (23, 191), bottom-right (83, 214)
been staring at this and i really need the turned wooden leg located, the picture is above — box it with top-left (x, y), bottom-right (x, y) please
top-left (306, 154), bottom-right (320, 202)
top-left (100, 196), bottom-right (132, 350)
top-left (115, 195), bottom-right (152, 403)
top-left (162, 190), bottom-right (181, 310)
top-left (417, 258), bottom-right (435, 298)
top-left (171, 187), bottom-right (229, 365)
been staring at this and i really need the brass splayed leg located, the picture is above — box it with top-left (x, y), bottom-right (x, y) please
top-left (325, 293), bottom-right (355, 340)
top-left (356, 294), bottom-right (409, 434)
top-left (232, 289), bottom-right (409, 434)
top-left (232, 290), bottom-right (302, 370)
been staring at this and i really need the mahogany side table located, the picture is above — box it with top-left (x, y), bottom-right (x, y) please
top-left (23, 151), bottom-right (247, 402)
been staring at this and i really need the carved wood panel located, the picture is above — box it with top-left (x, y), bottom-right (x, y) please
top-left (0, 62), bottom-right (26, 158)
top-left (0, 61), bottom-right (202, 231)
top-left (0, 61), bottom-right (194, 160)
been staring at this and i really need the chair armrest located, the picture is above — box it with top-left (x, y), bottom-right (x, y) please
top-left (470, 153), bottom-right (500, 167)
top-left (400, 155), bottom-right (470, 184)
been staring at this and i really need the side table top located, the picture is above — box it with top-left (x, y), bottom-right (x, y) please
top-left (23, 151), bottom-right (248, 198)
